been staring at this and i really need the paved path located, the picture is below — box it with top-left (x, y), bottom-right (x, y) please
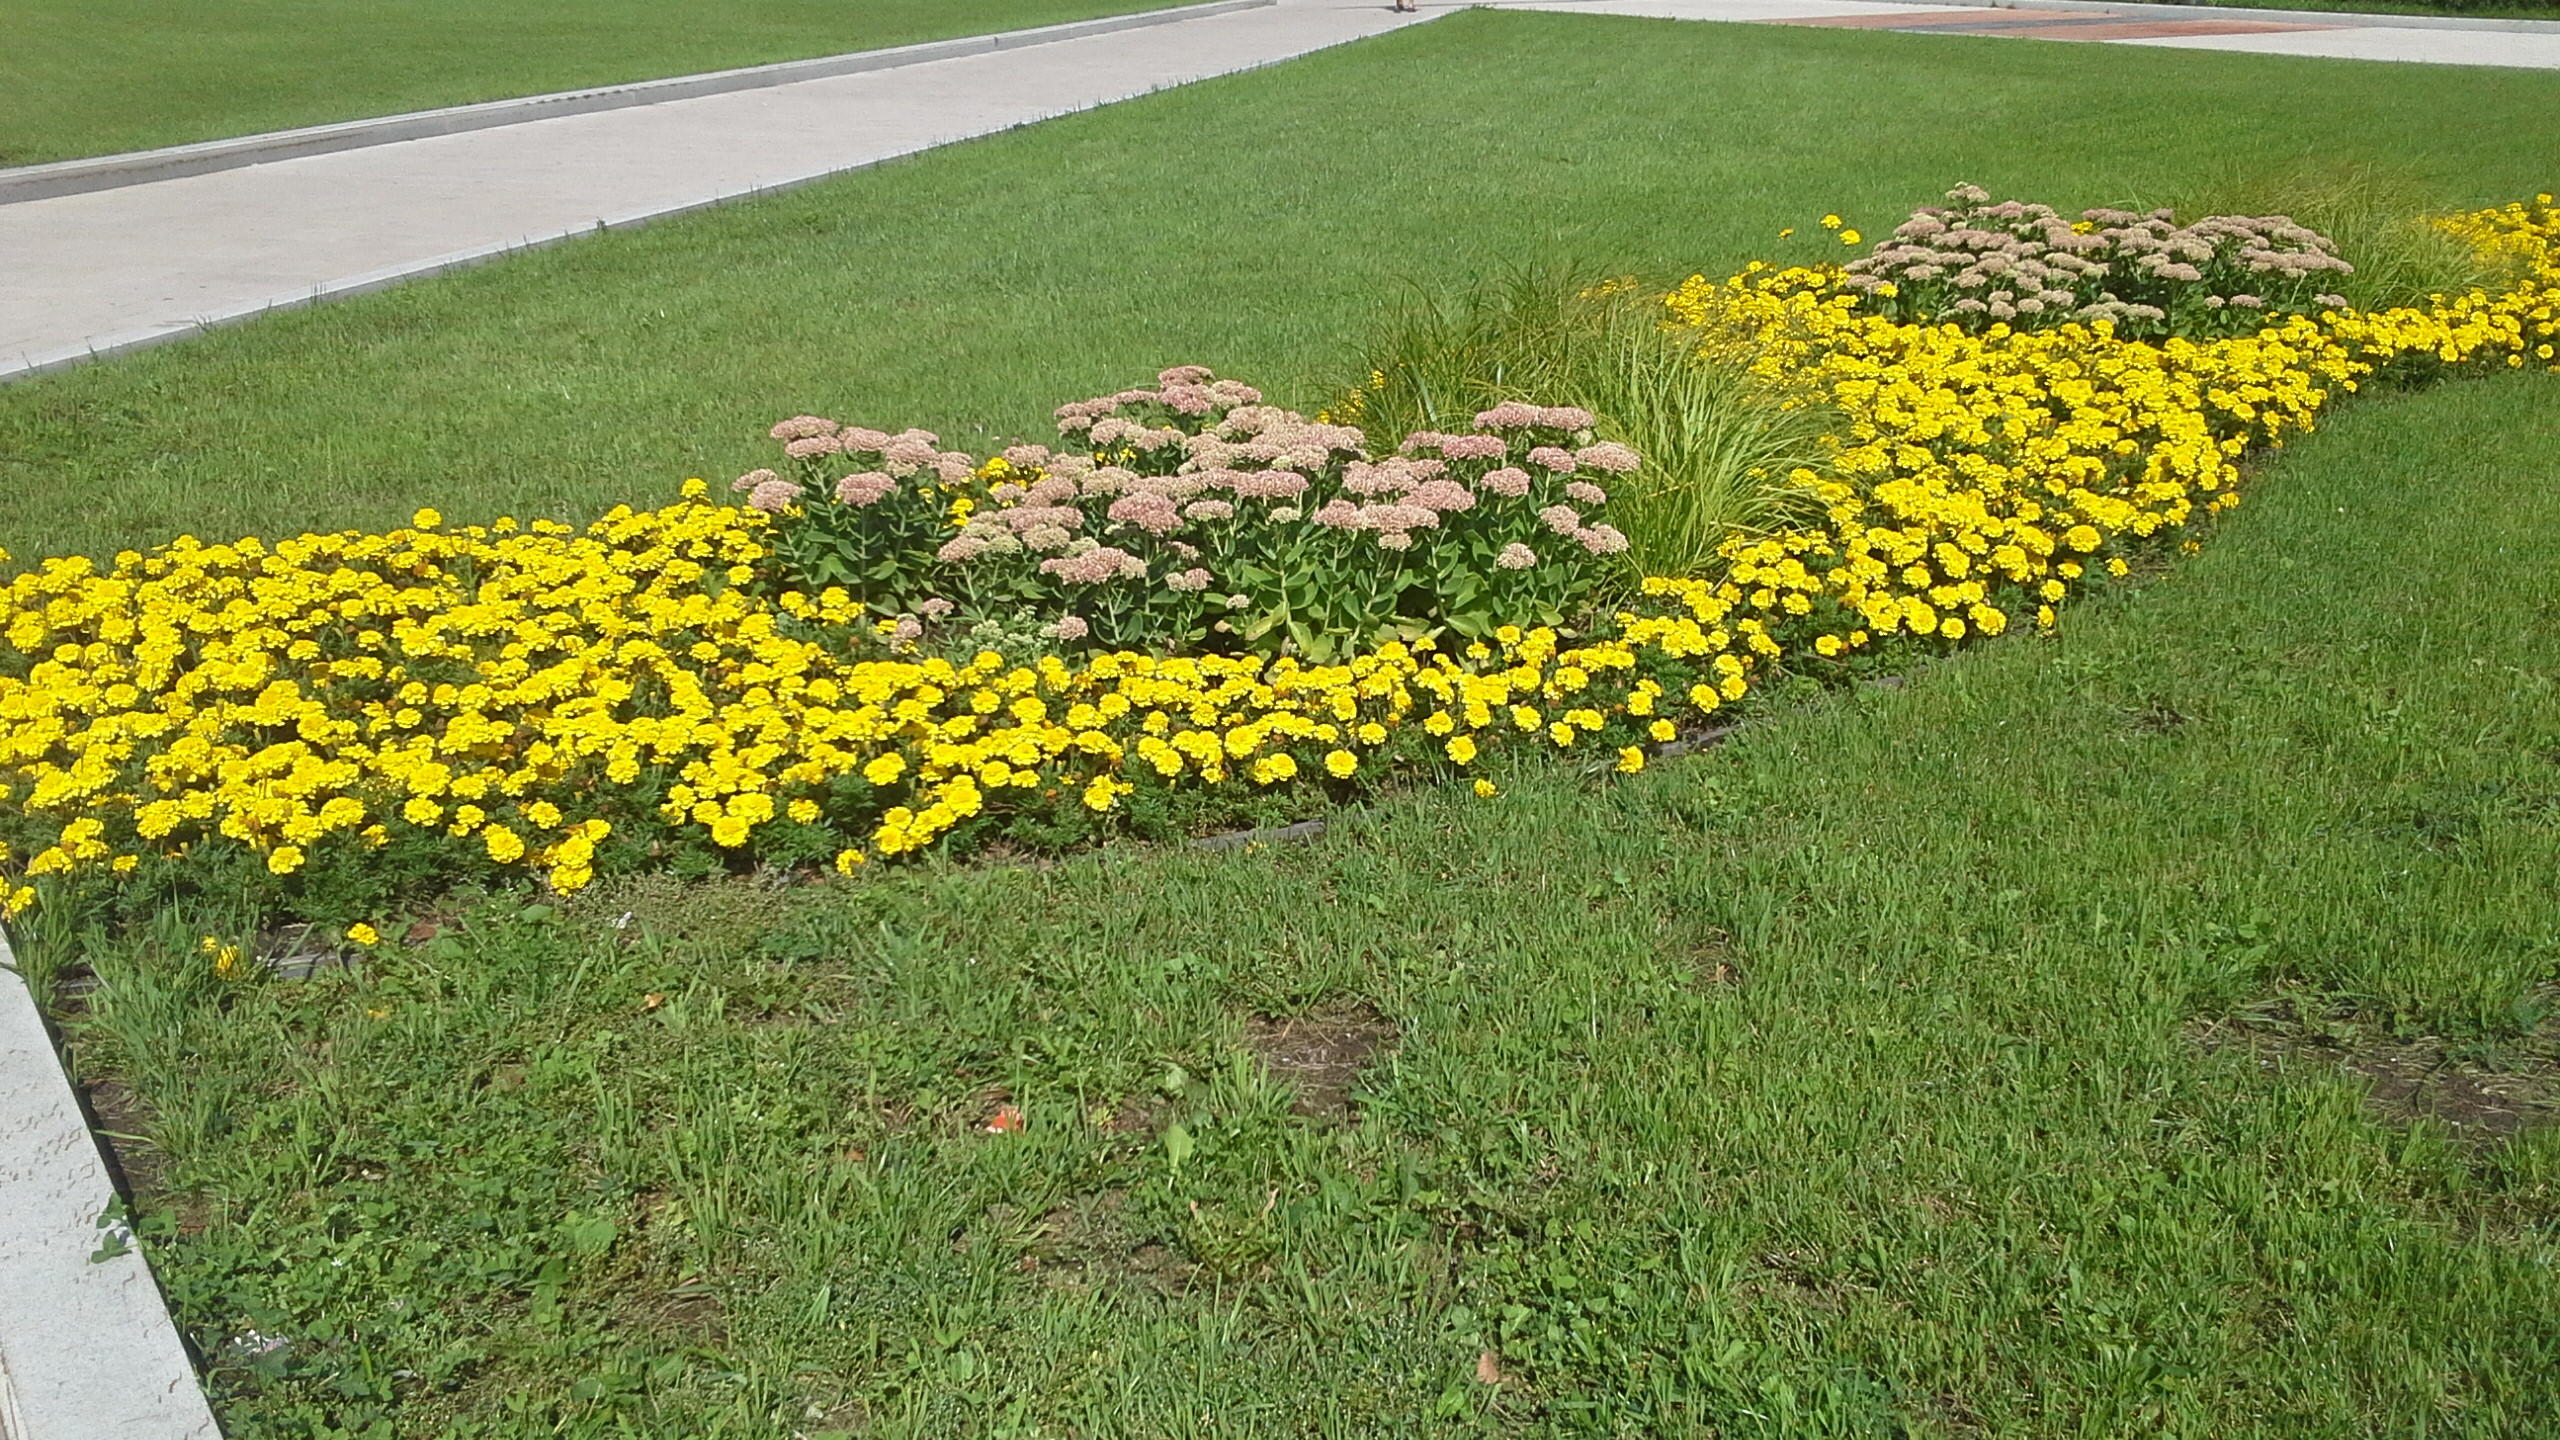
top-left (4, 0), bottom-right (2556, 383)
top-left (0, 0), bottom-right (1432, 381)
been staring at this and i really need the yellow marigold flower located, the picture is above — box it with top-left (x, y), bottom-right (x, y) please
top-left (1325, 749), bottom-right (1358, 778)
top-left (1649, 719), bottom-right (1677, 743)
top-left (412, 508), bottom-right (442, 529)
top-left (1474, 779), bottom-right (1499, 798)
top-left (1511, 705), bottom-right (1540, 731)
top-left (788, 798), bottom-right (820, 823)
top-left (346, 922), bottom-right (381, 947)
top-left (1424, 711), bottom-right (1455, 736)
top-left (268, 845), bottom-right (305, 875)
top-left (1548, 722), bottom-right (1576, 748)
top-left (7, 887), bottom-right (38, 917)
top-left (1081, 775), bottom-right (1126, 812)
top-left (864, 752), bottom-right (906, 786)
top-left (525, 800), bottom-right (564, 828)
top-left (1617, 746), bottom-right (1645, 774)
top-left (1251, 753), bottom-right (1298, 785)
top-left (483, 825), bottom-right (527, 864)
top-left (1357, 722), bottom-right (1388, 746)
top-left (834, 847), bottom-right (866, 874)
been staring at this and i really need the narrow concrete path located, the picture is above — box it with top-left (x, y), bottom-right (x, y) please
top-left (5, 0), bottom-right (2554, 384)
top-left (0, 0), bottom-right (1436, 381)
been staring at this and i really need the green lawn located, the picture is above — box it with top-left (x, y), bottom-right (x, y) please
top-left (4, 12), bottom-right (2558, 570)
top-left (11, 15), bottom-right (2560, 1434)
top-left (0, 0), bottom-right (1177, 166)
top-left (46, 367), bottom-right (2560, 1437)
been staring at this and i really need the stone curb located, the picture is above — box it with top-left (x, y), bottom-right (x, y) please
top-left (0, 933), bottom-right (222, 1440)
top-left (0, 0), bottom-right (1274, 207)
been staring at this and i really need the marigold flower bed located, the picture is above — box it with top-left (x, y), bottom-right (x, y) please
top-left (0, 197), bottom-right (2551, 930)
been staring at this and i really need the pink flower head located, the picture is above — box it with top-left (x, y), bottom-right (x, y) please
top-left (1527, 446), bottom-right (1578, 474)
top-left (1044, 615), bottom-right (1091, 641)
top-left (1564, 481), bottom-right (1608, 506)
top-left (933, 454), bottom-right (976, 484)
top-left (1107, 492), bottom-right (1184, 535)
top-left (732, 467), bottom-right (778, 493)
top-left (1575, 442), bottom-right (1641, 474)
top-left (1003, 504), bottom-right (1085, 535)
top-left (1024, 477), bottom-right (1081, 506)
top-left (1183, 499), bottom-right (1235, 522)
top-left (1482, 467), bottom-right (1533, 498)
top-left (1310, 499), bottom-right (1363, 529)
top-left (1208, 380), bottom-right (1262, 406)
top-left (1574, 523), bottom-right (1631, 556)
top-left (835, 471), bottom-right (896, 506)
top-left (1473, 401), bottom-right (1547, 431)
top-left (892, 616), bottom-right (923, 643)
top-left (1408, 479), bottom-right (1478, 513)
top-left (770, 415), bottom-right (839, 441)
top-left (1162, 384), bottom-right (1218, 416)
top-left (1539, 504), bottom-right (1582, 536)
top-left (1377, 531), bottom-right (1414, 552)
top-left (1496, 542), bottom-right (1537, 570)
top-left (1540, 406), bottom-right (1596, 431)
top-left (784, 434), bottom-right (843, 460)
top-left (836, 426), bottom-right (892, 454)
top-left (1039, 547), bottom-right (1148, 584)
top-left (1231, 469), bottom-right (1309, 501)
top-left (1438, 433), bottom-right (1508, 461)
top-left (938, 534), bottom-right (987, 563)
top-left (919, 597), bottom-right (955, 618)
top-left (1002, 444), bottom-right (1053, 469)
top-left (1157, 364), bottom-right (1214, 386)
top-left (747, 478), bottom-right (805, 513)
top-left (1166, 567), bottom-right (1214, 593)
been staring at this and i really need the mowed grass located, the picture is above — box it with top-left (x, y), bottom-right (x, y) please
top-left (0, 0), bottom-right (1175, 166)
top-left (4, 12), bottom-right (2559, 566)
top-left (46, 367), bottom-right (2560, 1437)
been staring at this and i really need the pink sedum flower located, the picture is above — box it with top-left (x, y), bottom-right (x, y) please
top-left (835, 471), bottom-right (896, 506)
top-left (1482, 467), bottom-right (1533, 498)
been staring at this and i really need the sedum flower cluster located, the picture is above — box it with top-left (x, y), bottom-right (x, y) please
top-left (0, 490), bottom-right (1760, 918)
top-left (746, 367), bottom-right (1637, 660)
top-left (1842, 184), bottom-right (2354, 339)
top-left (1667, 195), bottom-right (2560, 666)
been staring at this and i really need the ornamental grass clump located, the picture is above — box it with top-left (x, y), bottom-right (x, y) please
top-left (744, 366), bottom-right (1637, 661)
top-left (1843, 183), bottom-right (2355, 338)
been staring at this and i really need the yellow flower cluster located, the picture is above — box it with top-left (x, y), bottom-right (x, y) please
top-left (0, 489), bottom-right (1758, 902)
top-left (1664, 197), bottom-right (2560, 651)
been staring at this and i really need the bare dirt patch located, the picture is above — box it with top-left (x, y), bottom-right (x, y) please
top-left (1242, 1002), bottom-right (1398, 1122)
top-left (2196, 993), bottom-right (2560, 1143)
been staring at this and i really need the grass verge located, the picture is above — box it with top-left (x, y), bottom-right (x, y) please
top-left (36, 365), bottom-right (2560, 1436)
top-left (4, 12), bottom-right (2558, 567)
top-left (0, 0), bottom-right (1182, 167)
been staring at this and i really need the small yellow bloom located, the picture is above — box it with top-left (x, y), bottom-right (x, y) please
top-left (1617, 746), bottom-right (1645, 774)
top-left (1473, 779), bottom-right (1498, 799)
top-left (1444, 734), bottom-right (1477, 765)
top-left (1324, 749), bottom-right (1358, 779)
top-left (268, 845), bottom-right (305, 875)
top-left (346, 922), bottom-right (381, 947)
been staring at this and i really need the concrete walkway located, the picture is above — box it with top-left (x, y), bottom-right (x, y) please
top-left (4, 0), bottom-right (2557, 383)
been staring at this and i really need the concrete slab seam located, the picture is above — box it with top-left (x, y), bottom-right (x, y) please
top-left (0, 0), bottom-right (1275, 206)
top-left (0, 930), bottom-right (223, 1440)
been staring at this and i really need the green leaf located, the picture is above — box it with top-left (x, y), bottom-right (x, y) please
top-left (1164, 1121), bottom-right (1196, 1170)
